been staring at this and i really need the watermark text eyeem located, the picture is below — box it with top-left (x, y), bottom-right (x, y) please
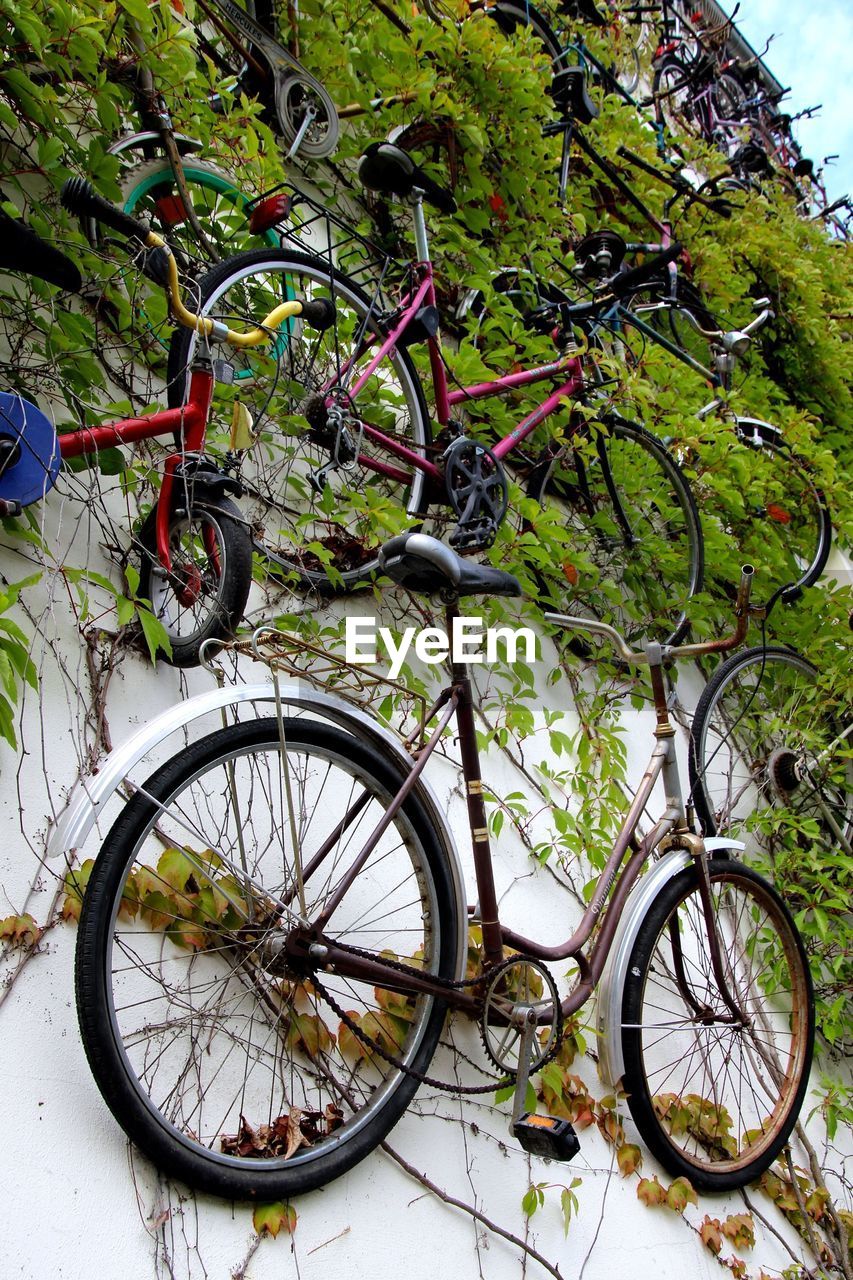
top-left (345, 616), bottom-right (536, 680)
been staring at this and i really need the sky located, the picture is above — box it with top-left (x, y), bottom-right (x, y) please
top-left (731, 0), bottom-right (852, 204)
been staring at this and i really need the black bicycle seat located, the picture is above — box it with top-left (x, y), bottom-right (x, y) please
top-left (550, 66), bottom-right (598, 125)
top-left (0, 210), bottom-right (81, 292)
top-left (379, 532), bottom-right (522, 598)
top-left (357, 143), bottom-right (457, 214)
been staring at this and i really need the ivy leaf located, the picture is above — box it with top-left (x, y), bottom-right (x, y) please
top-left (636, 1176), bottom-right (667, 1207)
top-left (721, 1212), bottom-right (755, 1250)
top-left (252, 1201), bottom-right (297, 1238)
top-left (665, 1177), bottom-right (697, 1212)
top-left (699, 1216), bottom-right (723, 1255)
top-left (616, 1142), bottom-right (642, 1177)
top-left (0, 912), bottom-right (41, 948)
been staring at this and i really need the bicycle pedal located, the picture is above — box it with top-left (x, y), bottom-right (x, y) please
top-left (513, 1114), bottom-right (580, 1162)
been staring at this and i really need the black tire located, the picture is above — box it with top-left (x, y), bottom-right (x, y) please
top-left (488, 2), bottom-right (565, 66)
top-left (688, 645), bottom-right (851, 855)
top-left (526, 413), bottom-right (704, 646)
top-left (731, 420), bottom-right (832, 600)
top-left (621, 858), bottom-right (814, 1191)
top-left (652, 56), bottom-right (698, 136)
top-left (167, 249), bottom-right (432, 591)
top-left (75, 718), bottom-right (460, 1200)
top-left (711, 72), bottom-right (748, 154)
top-left (136, 495), bottom-right (252, 667)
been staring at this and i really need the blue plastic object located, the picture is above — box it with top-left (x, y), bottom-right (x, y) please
top-left (0, 391), bottom-right (60, 507)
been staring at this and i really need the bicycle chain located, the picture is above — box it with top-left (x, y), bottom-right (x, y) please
top-left (308, 940), bottom-right (563, 1097)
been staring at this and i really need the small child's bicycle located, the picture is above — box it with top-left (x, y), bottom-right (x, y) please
top-left (0, 184), bottom-right (334, 666)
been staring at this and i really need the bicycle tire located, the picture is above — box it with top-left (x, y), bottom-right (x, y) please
top-left (121, 158), bottom-right (279, 261)
top-left (652, 56), bottom-right (697, 136)
top-left (711, 72), bottom-right (748, 154)
top-left (731, 419), bottom-right (832, 600)
top-left (75, 717), bottom-right (460, 1200)
top-left (136, 495), bottom-right (253, 667)
top-left (526, 413), bottom-right (704, 646)
top-left (166, 248), bottom-right (433, 591)
top-left (621, 858), bottom-right (814, 1191)
top-left (688, 645), bottom-right (851, 854)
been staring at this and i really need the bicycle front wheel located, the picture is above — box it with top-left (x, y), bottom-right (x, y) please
top-left (526, 413), bottom-right (703, 646)
top-left (135, 496), bottom-right (253, 668)
top-left (621, 858), bottom-right (814, 1191)
top-left (167, 249), bottom-right (433, 590)
top-left (75, 718), bottom-right (460, 1200)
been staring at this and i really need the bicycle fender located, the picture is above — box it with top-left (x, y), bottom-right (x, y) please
top-left (595, 837), bottom-right (746, 1089)
top-left (46, 682), bottom-right (469, 980)
top-left (107, 131), bottom-right (204, 158)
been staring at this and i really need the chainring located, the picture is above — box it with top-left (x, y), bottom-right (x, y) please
top-left (443, 437), bottom-right (508, 551)
top-left (480, 956), bottom-right (562, 1076)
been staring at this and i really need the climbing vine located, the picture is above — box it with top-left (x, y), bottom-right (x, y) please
top-left (0, 0), bottom-right (850, 1276)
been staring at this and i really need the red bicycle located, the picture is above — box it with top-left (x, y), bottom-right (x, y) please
top-left (0, 185), bottom-right (333, 666)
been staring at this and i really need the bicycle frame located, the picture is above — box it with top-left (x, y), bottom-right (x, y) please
top-left (281, 588), bottom-right (754, 1023)
top-left (55, 362), bottom-right (216, 572)
top-left (326, 193), bottom-right (586, 496)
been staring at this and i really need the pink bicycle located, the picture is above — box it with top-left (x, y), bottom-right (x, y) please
top-left (167, 143), bottom-right (703, 645)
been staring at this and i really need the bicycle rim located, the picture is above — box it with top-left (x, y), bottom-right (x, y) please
top-left (731, 421), bottom-right (832, 597)
top-left (622, 859), bottom-right (814, 1190)
top-left (75, 719), bottom-right (458, 1199)
top-left (688, 646), bottom-right (851, 858)
top-left (166, 250), bottom-right (432, 590)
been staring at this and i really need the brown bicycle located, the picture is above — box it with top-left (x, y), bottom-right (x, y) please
top-left (72, 532), bottom-right (814, 1200)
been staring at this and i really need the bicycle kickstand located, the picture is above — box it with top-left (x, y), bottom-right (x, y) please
top-left (510, 1008), bottom-right (581, 1162)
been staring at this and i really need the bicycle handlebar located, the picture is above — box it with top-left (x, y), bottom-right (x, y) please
top-left (61, 177), bottom-right (151, 242)
top-left (61, 177), bottom-right (336, 345)
top-left (544, 565), bottom-right (757, 664)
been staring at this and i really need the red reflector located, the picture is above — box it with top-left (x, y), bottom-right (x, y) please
top-left (250, 194), bottom-right (291, 234)
top-left (154, 195), bottom-right (187, 227)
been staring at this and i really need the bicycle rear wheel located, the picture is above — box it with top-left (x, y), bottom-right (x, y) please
top-left (730, 419), bottom-right (832, 600)
top-left (621, 858), bottom-right (814, 1191)
top-left (688, 645), bottom-right (851, 857)
top-left (167, 249), bottom-right (432, 590)
top-left (75, 718), bottom-right (460, 1200)
top-left (526, 413), bottom-right (703, 646)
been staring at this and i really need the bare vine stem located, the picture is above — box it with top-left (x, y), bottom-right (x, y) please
top-left (381, 1140), bottom-right (566, 1279)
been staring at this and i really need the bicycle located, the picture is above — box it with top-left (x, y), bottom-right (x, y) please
top-left (454, 155), bottom-right (831, 605)
top-left (0, 184), bottom-right (334, 666)
top-left (166, 142), bottom-right (703, 646)
top-left (67, 530), bottom-right (814, 1200)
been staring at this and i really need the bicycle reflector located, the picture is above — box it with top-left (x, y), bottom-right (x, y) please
top-left (249, 194), bottom-right (291, 234)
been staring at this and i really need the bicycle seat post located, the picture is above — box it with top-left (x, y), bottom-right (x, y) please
top-left (409, 189), bottom-right (431, 264)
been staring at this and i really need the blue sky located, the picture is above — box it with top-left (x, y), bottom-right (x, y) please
top-left (733, 0), bottom-right (852, 203)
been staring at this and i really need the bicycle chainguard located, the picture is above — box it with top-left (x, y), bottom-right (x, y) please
top-left (513, 1114), bottom-right (581, 1162)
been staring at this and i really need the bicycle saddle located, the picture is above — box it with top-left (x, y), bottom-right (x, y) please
top-left (357, 143), bottom-right (457, 214)
top-left (0, 210), bottom-right (81, 292)
top-left (378, 532), bottom-right (522, 598)
top-left (550, 66), bottom-right (598, 125)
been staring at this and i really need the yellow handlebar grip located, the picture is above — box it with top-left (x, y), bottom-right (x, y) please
top-left (225, 301), bottom-right (303, 348)
top-left (163, 248), bottom-right (303, 346)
